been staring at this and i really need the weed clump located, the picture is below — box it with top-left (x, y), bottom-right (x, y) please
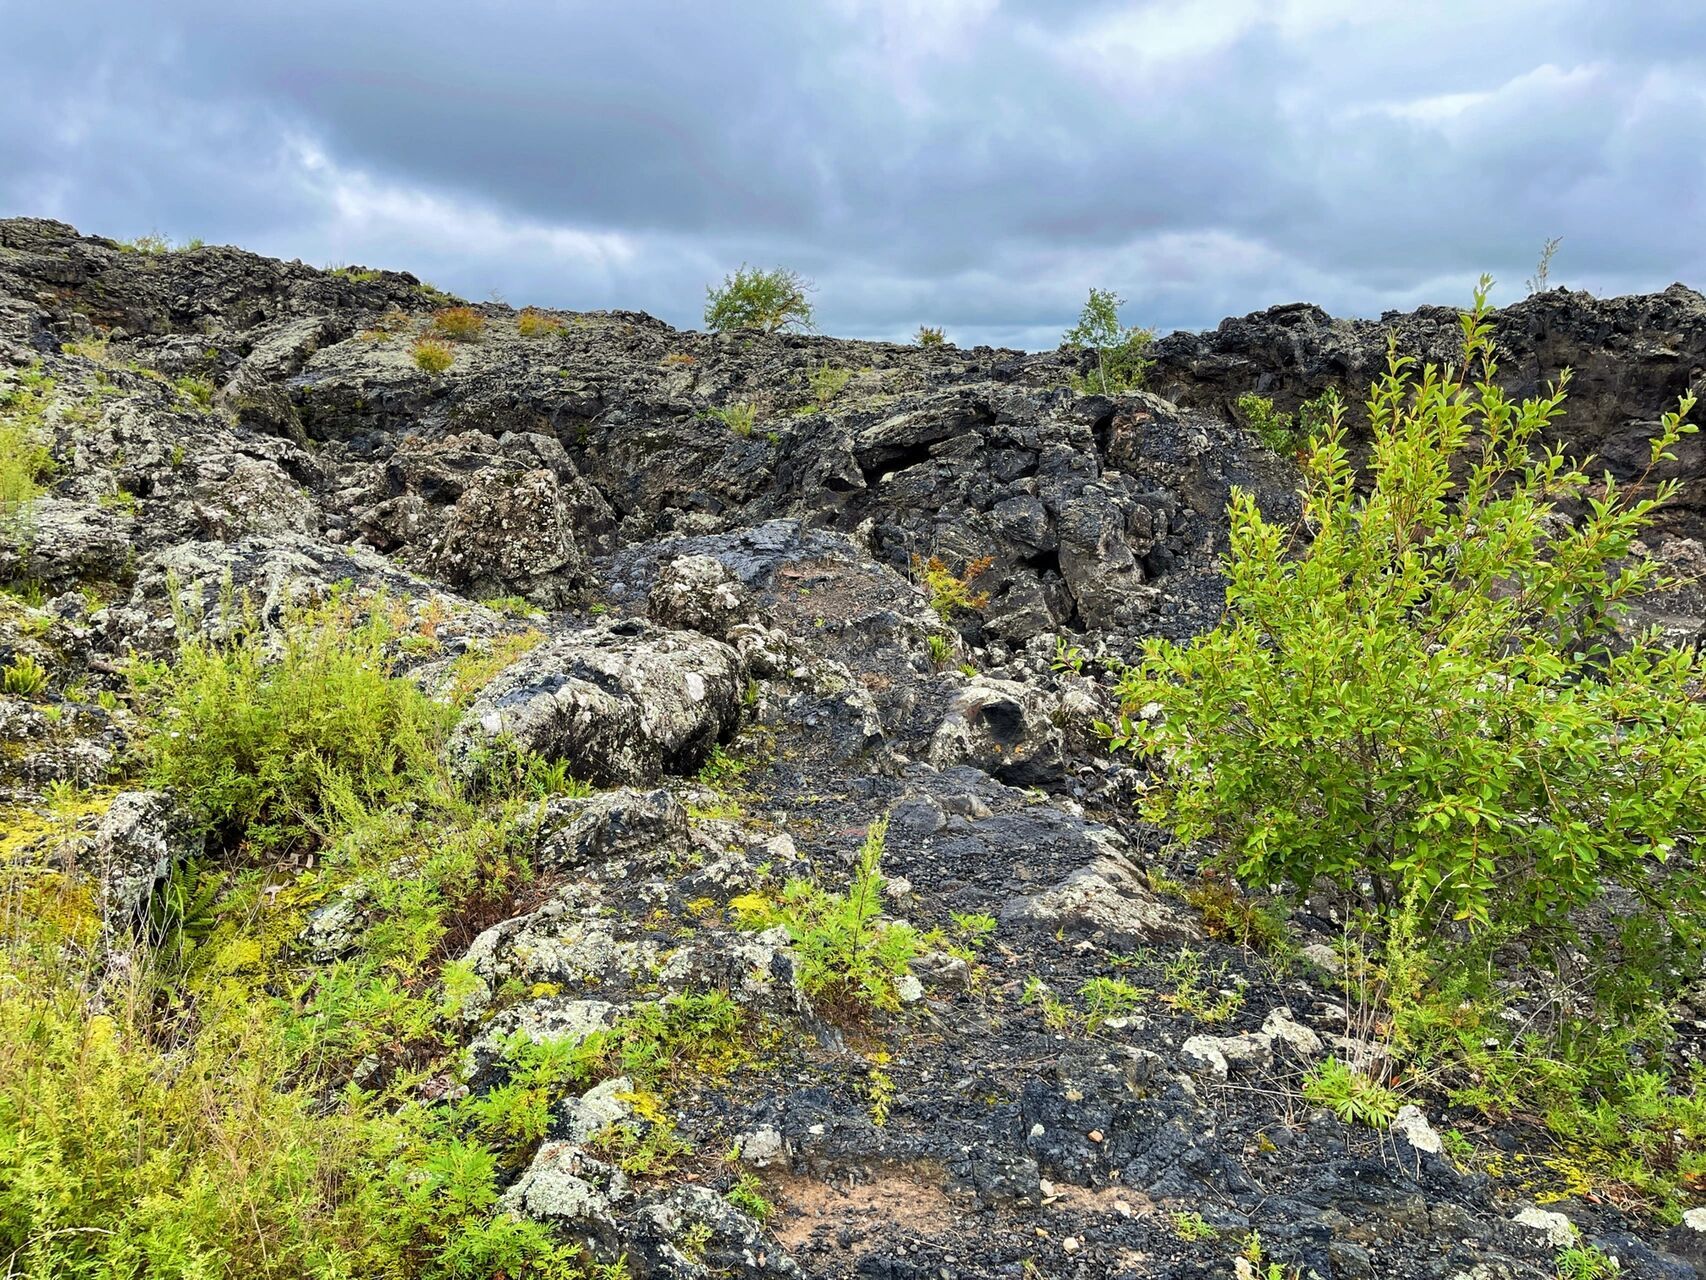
top-left (914, 325), bottom-right (946, 347)
top-left (413, 337), bottom-right (455, 374)
top-left (732, 818), bottom-right (923, 1014)
top-left (517, 307), bottom-right (565, 338)
top-left (913, 553), bottom-right (994, 621)
top-left (430, 306), bottom-right (486, 341)
top-left (710, 401), bottom-right (758, 438)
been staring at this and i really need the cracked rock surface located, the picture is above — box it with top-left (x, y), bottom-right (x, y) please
top-left (3, 219), bottom-right (1703, 1278)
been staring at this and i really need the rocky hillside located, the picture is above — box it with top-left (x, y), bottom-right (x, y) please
top-left (1, 218), bottom-right (1703, 1280)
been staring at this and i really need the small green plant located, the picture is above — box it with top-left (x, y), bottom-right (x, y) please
top-left (807, 362), bottom-right (852, 409)
top-left (2, 653), bottom-right (50, 697)
top-left (1144, 947), bottom-right (1243, 1023)
top-left (710, 401), bottom-right (758, 438)
top-left (732, 818), bottom-right (923, 1015)
top-left (925, 633), bottom-right (954, 669)
top-left (173, 375), bottom-right (216, 411)
top-left (914, 325), bottom-right (946, 347)
top-left (1079, 976), bottom-right (1144, 1029)
top-left (1020, 977), bottom-right (1076, 1032)
top-left (1063, 287), bottom-right (1152, 394)
top-left (430, 306), bottom-right (486, 341)
top-left (480, 594), bottom-right (543, 619)
top-left (117, 232), bottom-right (174, 255)
top-left (413, 337), bottom-right (455, 373)
top-left (913, 554), bottom-right (994, 621)
top-left (1302, 1058), bottom-right (1402, 1128)
top-left (1554, 1243), bottom-right (1619, 1279)
top-left (517, 308), bottom-right (565, 338)
top-left (1170, 1210), bottom-right (1216, 1242)
top-left (704, 266), bottom-right (814, 334)
top-left (1051, 638), bottom-right (1086, 674)
top-left (726, 1173), bottom-right (773, 1223)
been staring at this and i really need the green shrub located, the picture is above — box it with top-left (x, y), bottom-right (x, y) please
top-left (1112, 280), bottom-right (1705, 947)
top-left (430, 306), bottom-right (486, 341)
top-left (130, 598), bottom-right (456, 855)
top-left (1063, 287), bottom-right (1152, 394)
top-left (413, 337), bottom-right (455, 373)
top-left (703, 266), bottom-right (814, 334)
top-left (1, 365), bottom-right (56, 522)
top-left (517, 308), bottom-right (565, 338)
top-left (1, 653), bottom-right (49, 698)
top-left (1237, 391), bottom-right (1339, 454)
top-left (732, 818), bottom-right (922, 1014)
top-left (914, 326), bottom-right (946, 347)
top-left (807, 362), bottom-right (851, 409)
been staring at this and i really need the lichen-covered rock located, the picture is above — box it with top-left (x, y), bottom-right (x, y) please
top-left (1001, 851), bottom-right (1197, 946)
top-left (433, 466), bottom-right (585, 605)
top-left (451, 619), bottom-right (745, 785)
top-left (90, 790), bottom-right (193, 932)
top-left (927, 676), bottom-right (1066, 784)
top-left (536, 787), bottom-right (689, 871)
top-left (647, 553), bottom-right (748, 638)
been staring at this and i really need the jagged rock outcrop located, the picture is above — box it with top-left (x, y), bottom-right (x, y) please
top-left (3, 218), bottom-right (1702, 1280)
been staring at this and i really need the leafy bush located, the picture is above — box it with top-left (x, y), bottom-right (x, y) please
top-left (1238, 391), bottom-right (1340, 455)
top-left (703, 266), bottom-right (813, 334)
top-left (430, 306), bottom-right (486, 341)
top-left (1063, 288), bottom-right (1152, 394)
top-left (1112, 280), bottom-right (1705, 944)
top-left (413, 337), bottom-right (455, 373)
top-left (1, 365), bottom-right (56, 523)
top-left (912, 553), bottom-right (994, 621)
top-left (0, 975), bottom-right (607, 1280)
top-left (914, 325), bottom-right (946, 347)
top-left (517, 308), bottom-right (565, 338)
top-left (732, 818), bottom-right (923, 1014)
top-left (130, 598), bottom-right (456, 855)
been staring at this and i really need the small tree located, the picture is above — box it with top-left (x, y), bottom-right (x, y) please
top-left (1111, 279), bottom-right (1704, 945)
top-left (1063, 288), bottom-right (1152, 394)
top-left (704, 266), bottom-right (814, 334)
top-left (914, 325), bottom-right (946, 347)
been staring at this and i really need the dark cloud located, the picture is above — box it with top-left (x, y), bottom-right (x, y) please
top-left (2, 0), bottom-right (1701, 346)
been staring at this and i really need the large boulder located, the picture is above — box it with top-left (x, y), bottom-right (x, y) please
top-left (451, 618), bottom-right (745, 785)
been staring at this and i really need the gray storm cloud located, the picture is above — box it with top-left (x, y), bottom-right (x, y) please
top-left (2, 0), bottom-right (1701, 347)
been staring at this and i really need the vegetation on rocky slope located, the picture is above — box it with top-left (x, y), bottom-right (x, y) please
top-left (1114, 282), bottom-right (1706, 1218)
top-left (2, 218), bottom-right (1705, 1278)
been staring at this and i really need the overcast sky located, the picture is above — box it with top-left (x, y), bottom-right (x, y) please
top-left (3, 1), bottom-right (1702, 348)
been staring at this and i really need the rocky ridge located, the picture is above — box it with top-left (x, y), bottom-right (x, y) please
top-left (2, 217), bottom-right (1704, 1279)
